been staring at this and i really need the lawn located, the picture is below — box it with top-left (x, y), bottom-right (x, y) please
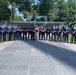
top-left (0, 42), bottom-right (2, 44)
top-left (68, 33), bottom-right (72, 42)
top-left (68, 34), bottom-right (76, 44)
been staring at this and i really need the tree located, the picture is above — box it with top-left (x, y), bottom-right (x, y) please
top-left (54, 0), bottom-right (69, 21)
top-left (47, 1), bottom-right (57, 21)
top-left (0, 0), bottom-right (11, 20)
top-left (8, 0), bottom-right (34, 20)
top-left (67, 0), bottom-right (76, 22)
top-left (14, 15), bottom-right (24, 21)
top-left (38, 0), bottom-right (51, 16)
top-left (10, 14), bottom-right (24, 21)
top-left (35, 0), bottom-right (58, 21)
top-left (3, 0), bottom-right (76, 22)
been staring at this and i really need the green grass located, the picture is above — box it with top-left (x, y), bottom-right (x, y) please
top-left (68, 33), bottom-right (72, 42)
top-left (68, 33), bottom-right (76, 44)
top-left (0, 42), bottom-right (2, 44)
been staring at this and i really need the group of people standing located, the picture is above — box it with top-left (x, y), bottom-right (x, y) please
top-left (0, 23), bottom-right (39, 42)
top-left (0, 23), bottom-right (76, 43)
top-left (36, 24), bottom-right (76, 43)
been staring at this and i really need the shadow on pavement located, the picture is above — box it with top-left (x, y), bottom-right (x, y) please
top-left (23, 40), bottom-right (76, 69)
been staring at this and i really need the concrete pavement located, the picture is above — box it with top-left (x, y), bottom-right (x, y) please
top-left (0, 40), bottom-right (76, 75)
top-left (0, 41), bottom-right (15, 51)
top-left (63, 43), bottom-right (76, 51)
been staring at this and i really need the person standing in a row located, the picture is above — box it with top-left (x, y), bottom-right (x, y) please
top-left (31, 27), bottom-right (35, 40)
top-left (72, 24), bottom-right (76, 43)
top-left (12, 24), bottom-right (18, 41)
top-left (57, 24), bottom-right (63, 42)
top-left (0, 24), bottom-right (3, 42)
top-left (22, 27), bottom-right (27, 40)
top-left (51, 25), bottom-right (57, 41)
top-left (35, 25), bottom-right (39, 40)
top-left (41, 26), bottom-right (46, 40)
top-left (0, 23), bottom-right (7, 42)
top-left (62, 24), bottom-right (70, 43)
top-left (46, 26), bottom-right (50, 40)
top-left (7, 24), bottom-right (13, 41)
top-left (39, 26), bottom-right (42, 40)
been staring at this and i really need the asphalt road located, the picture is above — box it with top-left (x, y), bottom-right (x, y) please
top-left (0, 40), bottom-right (76, 75)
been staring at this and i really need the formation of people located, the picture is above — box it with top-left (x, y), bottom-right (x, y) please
top-left (0, 23), bottom-right (76, 43)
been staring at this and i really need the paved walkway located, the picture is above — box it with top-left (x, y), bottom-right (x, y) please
top-left (0, 41), bottom-right (15, 51)
top-left (0, 40), bottom-right (76, 75)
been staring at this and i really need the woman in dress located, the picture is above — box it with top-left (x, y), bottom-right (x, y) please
top-left (35, 25), bottom-right (39, 40)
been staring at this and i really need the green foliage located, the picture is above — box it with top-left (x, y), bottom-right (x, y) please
top-left (69, 21), bottom-right (76, 27)
top-left (55, 0), bottom-right (69, 21)
top-left (22, 10), bottom-right (31, 18)
top-left (0, 0), bottom-right (11, 20)
top-left (10, 14), bottom-right (23, 21)
top-left (8, 0), bottom-right (33, 20)
top-left (47, 6), bottom-right (57, 21)
top-left (18, 0), bottom-right (31, 12)
top-left (38, 0), bottom-right (52, 15)
top-left (14, 15), bottom-right (23, 21)
top-left (0, 0), bottom-right (76, 22)
top-left (67, 0), bottom-right (76, 22)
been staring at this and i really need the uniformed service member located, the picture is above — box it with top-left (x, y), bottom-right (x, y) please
top-left (31, 27), bottom-right (35, 40)
top-left (0, 24), bottom-right (3, 42)
top-left (55, 24), bottom-right (59, 41)
top-left (2, 23), bottom-right (7, 42)
top-left (62, 24), bottom-right (69, 43)
top-left (27, 27), bottom-right (31, 40)
top-left (21, 27), bottom-right (27, 40)
top-left (41, 26), bottom-right (46, 40)
top-left (57, 24), bottom-right (62, 42)
top-left (17, 26), bottom-right (22, 40)
top-left (51, 25), bottom-right (56, 41)
top-left (7, 24), bottom-right (13, 41)
top-left (46, 26), bottom-right (50, 40)
top-left (72, 24), bottom-right (76, 43)
top-left (12, 24), bottom-right (18, 41)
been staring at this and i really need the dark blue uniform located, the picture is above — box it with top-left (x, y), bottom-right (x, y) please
top-left (41, 27), bottom-right (46, 40)
top-left (7, 25), bottom-right (13, 41)
top-left (27, 27), bottom-right (31, 40)
top-left (12, 25), bottom-right (18, 40)
top-left (0, 25), bottom-right (6, 42)
top-left (22, 27), bottom-right (27, 40)
top-left (56, 25), bottom-right (59, 41)
top-left (0, 25), bottom-right (3, 42)
top-left (57, 25), bottom-right (62, 42)
top-left (72, 25), bottom-right (76, 43)
top-left (51, 25), bottom-right (56, 41)
top-left (17, 26), bottom-right (22, 40)
top-left (3, 25), bottom-right (8, 41)
top-left (62, 25), bottom-right (70, 43)
top-left (46, 27), bottom-right (50, 40)
top-left (31, 27), bottom-right (35, 40)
